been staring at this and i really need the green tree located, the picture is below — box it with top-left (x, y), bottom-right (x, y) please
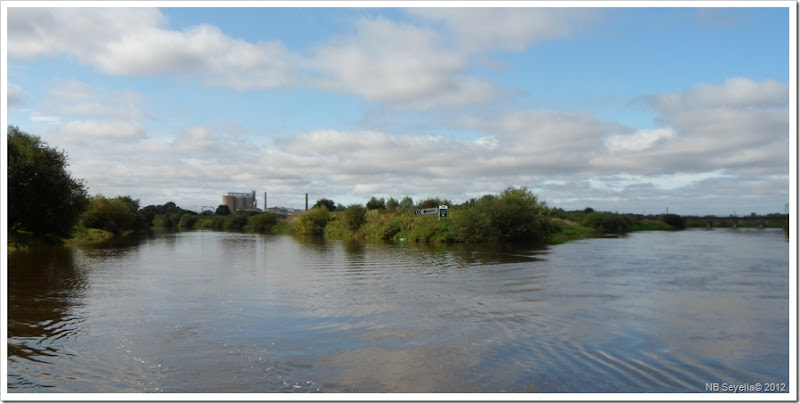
top-left (366, 196), bottom-right (386, 210)
top-left (417, 198), bottom-right (443, 209)
top-left (313, 198), bottom-right (337, 212)
top-left (295, 206), bottom-right (330, 235)
top-left (386, 197), bottom-right (399, 211)
top-left (659, 213), bottom-right (686, 230)
top-left (582, 211), bottom-right (634, 234)
top-left (81, 195), bottom-right (142, 236)
top-left (8, 126), bottom-right (89, 239)
top-left (342, 204), bottom-right (367, 232)
top-left (399, 196), bottom-right (414, 210)
top-left (215, 204), bottom-right (232, 215)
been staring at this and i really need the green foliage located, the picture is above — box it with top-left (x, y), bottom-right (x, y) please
top-left (658, 213), bottom-right (686, 230)
top-left (417, 198), bottom-right (444, 209)
top-left (140, 201), bottom-right (193, 229)
top-left (366, 197), bottom-right (386, 210)
top-left (313, 198), bottom-right (337, 212)
top-left (245, 212), bottom-right (279, 233)
top-left (178, 213), bottom-right (200, 230)
top-left (81, 195), bottom-right (142, 235)
top-left (581, 211), bottom-right (634, 234)
top-left (386, 197), bottom-right (399, 211)
top-left (451, 187), bottom-right (555, 242)
top-left (215, 204), bottom-right (232, 215)
top-left (399, 196), bottom-right (414, 210)
top-left (450, 207), bottom-right (493, 242)
top-left (342, 204), bottom-right (367, 232)
top-left (295, 207), bottom-right (330, 235)
top-left (8, 126), bottom-right (89, 239)
top-left (224, 213), bottom-right (250, 231)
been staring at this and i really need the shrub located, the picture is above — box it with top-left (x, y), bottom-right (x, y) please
top-left (178, 213), bottom-right (200, 230)
top-left (295, 207), bottom-right (330, 235)
top-left (224, 213), bottom-right (250, 231)
top-left (81, 195), bottom-right (141, 236)
top-left (246, 212), bottom-right (279, 233)
top-left (659, 213), bottom-right (686, 230)
top-left (582, 211), bottom-right (634, 234)
top-left (342, 204), bottom-right (367, 232)
top-left (451, 207), bottom-right (493, 242)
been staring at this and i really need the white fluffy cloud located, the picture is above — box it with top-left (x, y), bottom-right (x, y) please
top-left (42, 75), bottom-right (788, 212)
top-left (407, 8), bottom-right (599, 52)
top-left (8, 8), bottom-right (296, 90)
top-left (52, 120), bottom-right (147, 143)
top-left (7, 8), bottom-right (512, 110)
top-left (311, 17), bottom-right (502, 109)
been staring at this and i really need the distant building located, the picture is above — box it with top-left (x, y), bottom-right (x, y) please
top-left (223, 191), bottom-right (261, 213)
top-left (264, 206), bottom-right (301, 217)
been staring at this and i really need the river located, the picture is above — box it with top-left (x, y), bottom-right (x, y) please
top-left (6, 228), bottom-right (790, 394)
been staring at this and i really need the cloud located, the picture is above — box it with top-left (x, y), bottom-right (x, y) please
top-left (30, 112), bottom-right (61, 124)
top-left (47, 79), bottom-right (152, 120)
top-left (8, 8), bottom-right (296, 90)
top-left (408, 8), bottom-right (600, 53)
top-left (9, 8), bottom-right (508, 109)
top-left (310, 16), bottom-right (503, 109)
top-left (7, 83), bottom-right (24, 105)
top-left (52, 120), bottom-right (147, 143)
top-left (605, 128), bottom-right (675, 153)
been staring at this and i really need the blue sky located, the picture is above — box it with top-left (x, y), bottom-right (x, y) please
top-left (3, 2), bottom-right (794, 215)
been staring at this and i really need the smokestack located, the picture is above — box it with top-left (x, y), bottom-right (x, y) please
top-left (264, 191), bottom-right (267, 210)
top-left (305, 193), bottom-right (309, 211)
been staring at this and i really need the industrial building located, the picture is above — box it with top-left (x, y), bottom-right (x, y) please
top-left (222, 191), bottom-right (260, 213)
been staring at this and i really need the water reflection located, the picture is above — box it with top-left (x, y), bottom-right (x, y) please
top-left (7, 248), bottom-right (86, 387)
top-left (6, 229), bottom-right (790, 393)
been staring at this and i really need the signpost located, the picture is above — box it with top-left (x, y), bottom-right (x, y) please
top-left (415, 205), bottom-right (448, 221)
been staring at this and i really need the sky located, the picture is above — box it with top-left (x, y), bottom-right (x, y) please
top-left (3, 1), bottom-right (795, 216)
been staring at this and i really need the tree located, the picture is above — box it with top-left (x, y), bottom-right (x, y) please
top-left (366, 196), bottom-right (386, 210)
top-left (81, 195), bottom-right (142, 236)
top-left (386, 197), bottom-right (399, 211)
top-left (295, 206), bottom-right (329, 235)
top-left (215, 205), bottom-right (232, 215)
top-left (8, 126), bottom-right (89, 239)
top-left (313, 198), bottom-right (336, 212)
top-left (399, 196), bottom-right (414, 210)
top-left (342, 204), bottom-right (367, 232)
top-left (417, 198), bottom-right (444, 209)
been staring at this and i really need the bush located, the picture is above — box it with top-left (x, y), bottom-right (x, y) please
top-left (659, 213), bottom-right (686, 230)
top-left (224, 213), bottom-right (250, 231)
top-left (342, 204), bottom-right (367, 232)
top-left (81, 195), bottom-right (141, 236)
top-left (295, 207), bottom-right (330, 235)
top-left (582, 211), bottom-right (634, 234)
top-left (178, 213), bottom-right (200, 230)
top-left (451, 207), bottom-right (493, 242)
top-left (246, 212), bottom-right (279, 233)
top-left (484, 187), bottom-right (554, 241)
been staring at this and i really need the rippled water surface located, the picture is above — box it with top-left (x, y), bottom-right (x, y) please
top-left (7, 229), bottom-right (790, 393)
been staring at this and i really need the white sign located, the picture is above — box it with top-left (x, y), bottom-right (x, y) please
top-left (415, 208), bottom-right (438, 215)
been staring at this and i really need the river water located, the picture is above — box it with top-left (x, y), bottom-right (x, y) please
top-left (6, 229), bottom-right (790, 393)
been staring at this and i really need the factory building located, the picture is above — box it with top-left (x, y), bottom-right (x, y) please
top-left (223, 191), bottom-right (260, 213)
